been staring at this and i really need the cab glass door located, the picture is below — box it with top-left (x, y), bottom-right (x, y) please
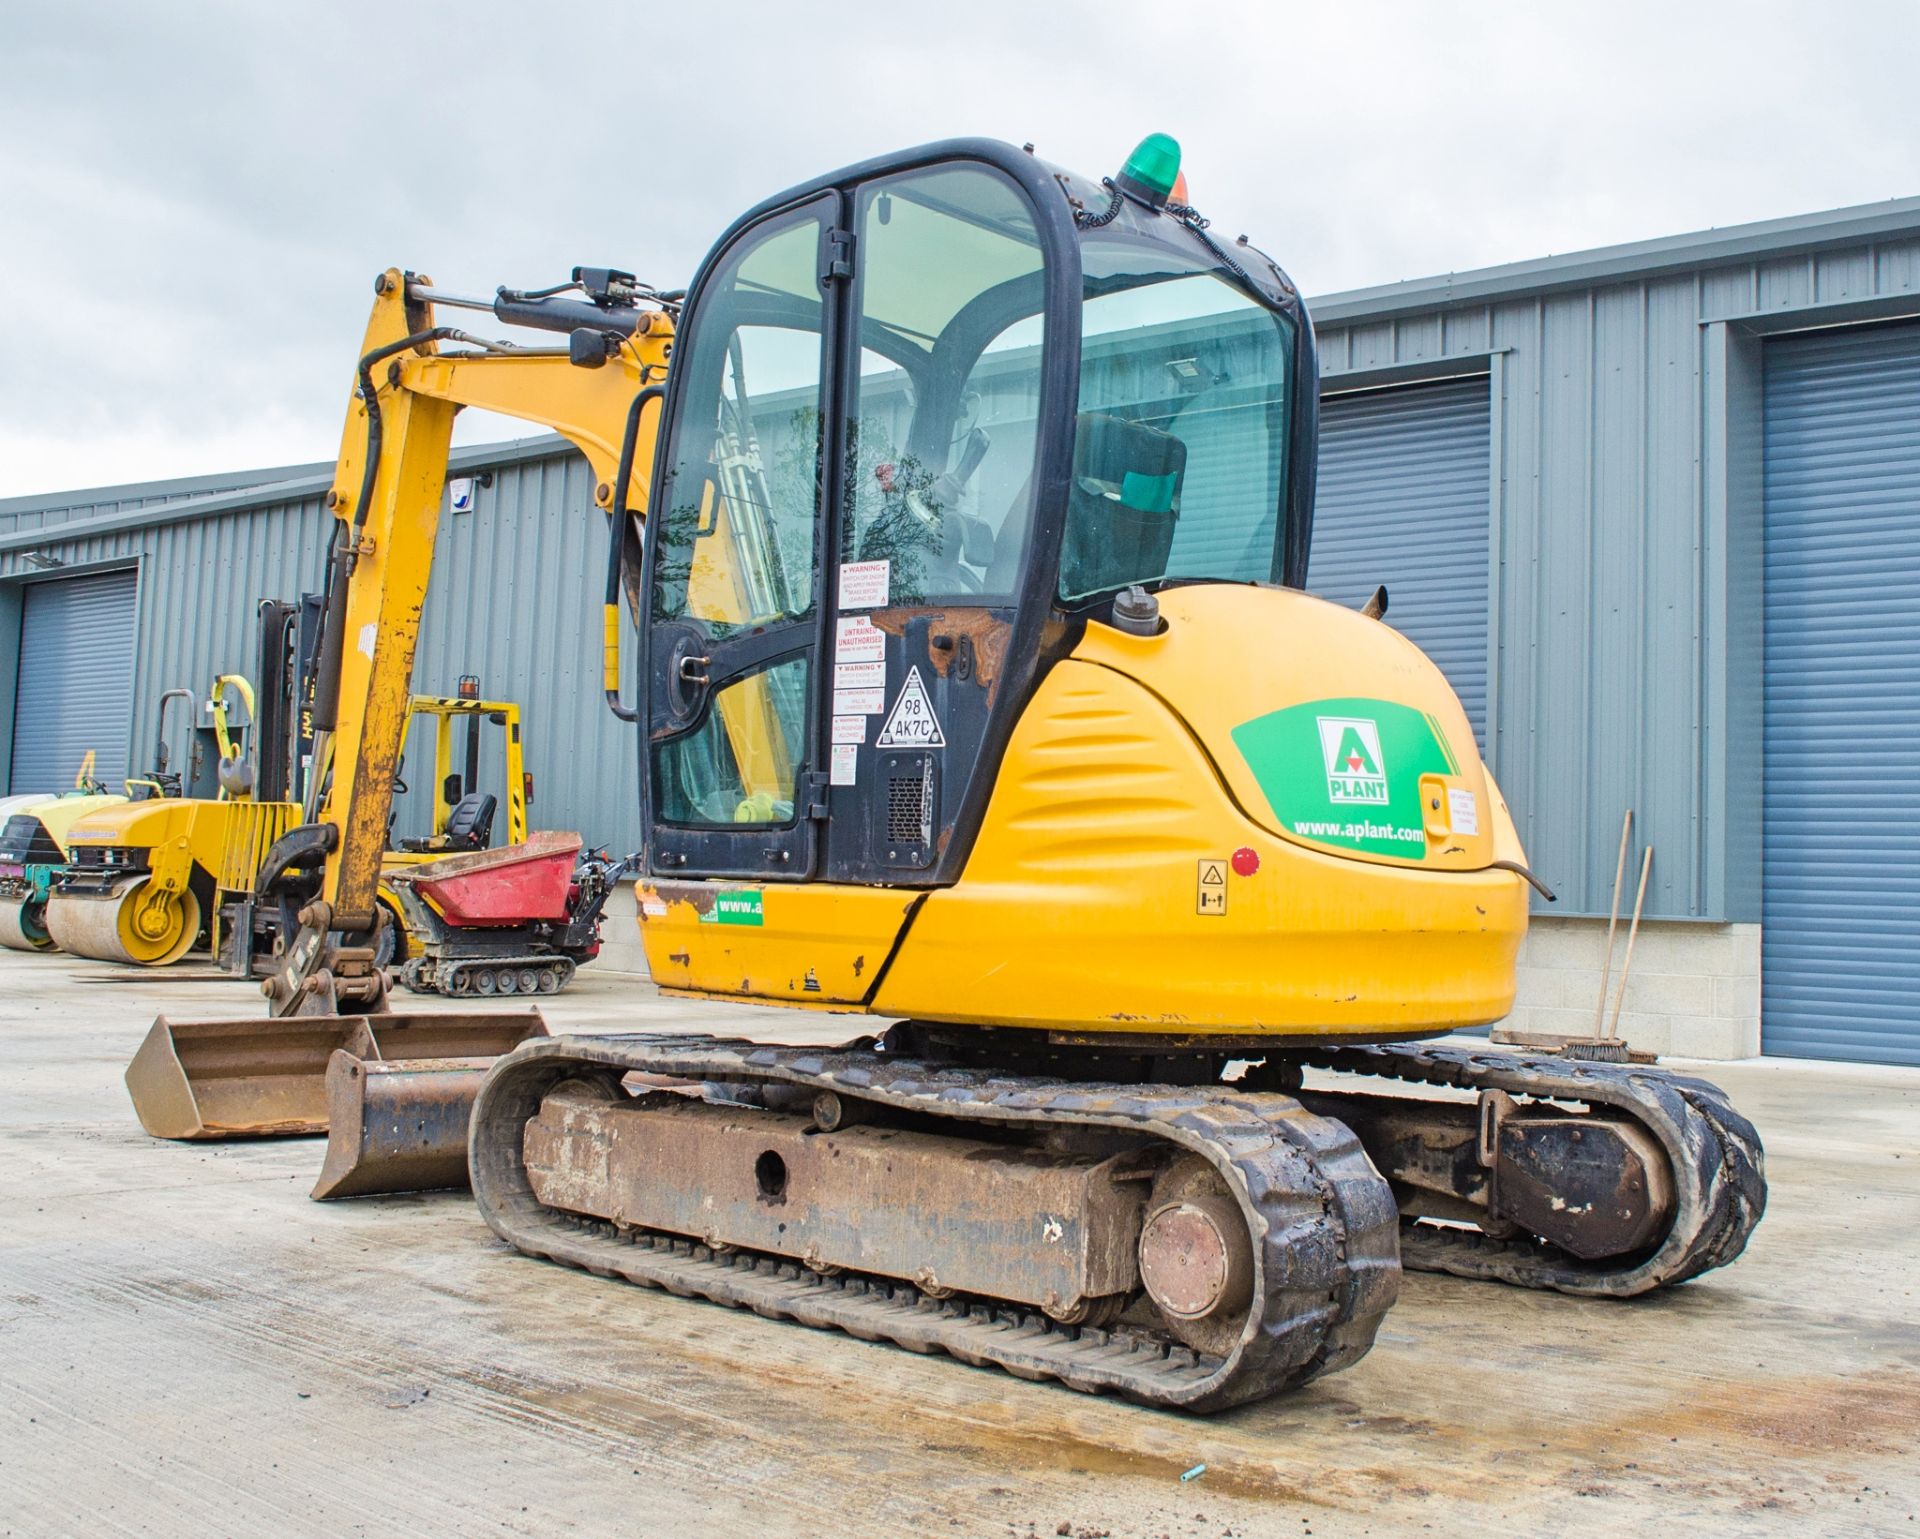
top-left (825, 164), bottom-right (1047, 882)
top-left (645, 196), bottom-right (833, 878)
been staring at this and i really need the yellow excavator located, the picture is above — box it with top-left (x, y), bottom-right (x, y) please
top-left (128, 135), bottom-right (1765, 1412)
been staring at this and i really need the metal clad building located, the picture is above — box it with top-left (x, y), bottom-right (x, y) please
top-left (0, 439), bottom-right (640, 855)
top-left (1310, 376), bottom-right (1493, 742)
top-left (9, 192), bottom-right (1920, 1063)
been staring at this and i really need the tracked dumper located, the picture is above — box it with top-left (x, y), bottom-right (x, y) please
top-left (154, 133), bottom-right (1765, 1412)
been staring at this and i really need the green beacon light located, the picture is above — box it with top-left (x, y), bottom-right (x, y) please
top-left (1115, 133), bottom-right (1182, 211)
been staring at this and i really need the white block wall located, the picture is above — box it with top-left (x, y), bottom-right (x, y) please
top-left (592, 884), bottom-right (650, 977)
top-left (1500, 916), bottom-right (1761, 1059)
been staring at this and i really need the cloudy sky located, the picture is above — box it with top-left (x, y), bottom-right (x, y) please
top-left (3, 0), bottom-right (1916, 498)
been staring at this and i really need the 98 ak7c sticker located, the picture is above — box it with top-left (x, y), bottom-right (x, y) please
top-left (1230, 697), bottom-right (1457, 860)
top-left (875, 666), bottom-right (944, 747)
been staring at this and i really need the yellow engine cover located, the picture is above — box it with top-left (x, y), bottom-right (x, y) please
top-left (23, 793), bottom-right (129, 854)
top-left (62, 799), bottom-right (297, 890)
top-left (873, 587), bottom-right (1529, 1039)
top-left (640, 585), bottom-right (1530, 1042)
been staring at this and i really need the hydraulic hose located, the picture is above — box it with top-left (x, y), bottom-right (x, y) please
top-left (1489, 860), bottom-right (1558, 902)
top-left (310, 326), bottom-right (460, 740)
top-left (603, 384), bottom-right (666, 723)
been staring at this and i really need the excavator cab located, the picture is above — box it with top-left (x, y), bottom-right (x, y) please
top-left (636, 138), bottom-right (1313, 899)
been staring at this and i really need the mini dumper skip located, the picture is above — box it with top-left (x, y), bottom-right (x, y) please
top-left (389, 831), bottom-right (629, 1000)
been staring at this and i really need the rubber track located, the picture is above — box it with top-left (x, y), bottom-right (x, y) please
top-left (471, 1035), bottom-right (1402, 1412)
top-left (1303, 1042), bottom-right (1767, 1296)
top-left (437, 956), bottom-right (575, 995)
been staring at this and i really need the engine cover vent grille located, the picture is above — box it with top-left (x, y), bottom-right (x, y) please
top-left (878, 753), bottom-right (937, 869)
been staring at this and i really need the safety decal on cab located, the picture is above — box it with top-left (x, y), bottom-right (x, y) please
top-left (875, 667), bottom-right (945, 748)
top-left (1229, 697), bottom-right (1456, 859)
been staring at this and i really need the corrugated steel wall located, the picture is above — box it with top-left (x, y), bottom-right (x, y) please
top-left (1760, 321), bottom-right (1920, 1065)
top-left (1310, 378), bottom-right (1492, 742)
top-left (10, 221), bottom-right (1920, 918)
top-left (0, 446), bottom-right (643, 856)
top-left (1315, 232), bottom-right (1920, 916)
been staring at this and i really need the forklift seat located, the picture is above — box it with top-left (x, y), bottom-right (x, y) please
top-left (444, 792), bottom-right (497, 851)
top-left (397, 791), bottom-right (497, 854)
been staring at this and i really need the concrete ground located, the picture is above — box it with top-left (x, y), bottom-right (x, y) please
top-left (1, 948), bottom-right (1916, 1539)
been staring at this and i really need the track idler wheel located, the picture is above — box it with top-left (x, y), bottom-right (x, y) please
top-left (46, 879), bottom-right (201, 966)
top-left (1137, 1155), bottom-right (1258, 1357)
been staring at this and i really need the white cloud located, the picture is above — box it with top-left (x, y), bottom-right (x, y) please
top-left (2, 0), bottom-right (1916, 497)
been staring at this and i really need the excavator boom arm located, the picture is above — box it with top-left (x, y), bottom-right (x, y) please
top-left (268, 267), bottom-right (673, 1015)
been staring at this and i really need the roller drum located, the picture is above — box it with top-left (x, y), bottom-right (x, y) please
top-left (44, 878), bottom-right (202, 967)
top-left (0, 896), bottom-right (53, 952)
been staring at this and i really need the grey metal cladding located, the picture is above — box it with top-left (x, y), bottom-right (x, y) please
top-left (403, 451), bottom-right (643, 856)
top-left (1761, 321), bottom-right (1920, 1067)
top-left (1, 446), bottom-right (642, 860)
top-left (11, 569), bottom-right (138, 790)
top-left (12, 200), bottom-right (1920, 919)
top-left (1311, 377), bottom-right (1491, 743)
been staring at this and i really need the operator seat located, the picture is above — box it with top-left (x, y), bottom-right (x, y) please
top-left (396, 791), bottom-right (497, 853)
top-left (443, 792), bottom-right (497, 851)
top-left (1057, 412), bottom-right (1187, 597)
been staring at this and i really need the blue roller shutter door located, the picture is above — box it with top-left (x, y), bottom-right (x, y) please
top-left (10, 569), bottom-right (138, 793)
top-left (1310, 377), bottom-right (1492, 743)
top-left (1762, 323), bottom-right (1920, 1066)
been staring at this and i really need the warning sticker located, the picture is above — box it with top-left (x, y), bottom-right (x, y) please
top-left (1196, 858), bottom-right (1228, 916)
top-left (699, 890), bottom-right (764, 926)
top-left (830, 743), bottom-right (858, 786)
top-left (875, 666), bottom-right (945, 747)
top-left (838, 560), bottom-right (890, 610)
top-left (834, 660), bottom-right (885, 690)
top-left (834, 688), bottom-right (885, 716)
top-left (1447, 787), bottom-right (1480, 836)
top-left (831, 714), bottom-right (866, 745)
top-left (835, 616), bottom-right (886, 663)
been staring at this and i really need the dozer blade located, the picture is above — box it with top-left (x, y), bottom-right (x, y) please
top-left (124, 1010), bottom-right (549, 1140)
top-left (310, 1051), bottom-right (497, 1199)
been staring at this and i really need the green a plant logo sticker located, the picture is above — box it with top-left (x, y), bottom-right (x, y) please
top-left (1317, 716), bottom-right (1389, 804)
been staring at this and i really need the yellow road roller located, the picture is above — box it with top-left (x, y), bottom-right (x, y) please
top-left (0, 779), bottom-right (130, 951)
top-left (46, 678), bottom-right (295, 965)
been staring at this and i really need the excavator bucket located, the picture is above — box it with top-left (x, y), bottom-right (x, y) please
top-left (125, 1010), bottom-right (549, 1140)
top-left (310, 1050), bottom-right (499, 1199)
